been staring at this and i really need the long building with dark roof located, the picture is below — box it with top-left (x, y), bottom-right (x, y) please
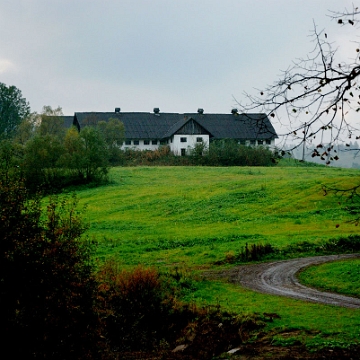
top-left (73, 108), bottom-right (278, 155)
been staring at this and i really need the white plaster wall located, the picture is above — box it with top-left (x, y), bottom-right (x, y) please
top-left (120, 137), bottom-right (275, 153)
top-left (171, 134), bottom-right (209, 155)
top-left (169, 134), bottom-right (209, 155)
top-left (121, 140), bottom-right (162, 151)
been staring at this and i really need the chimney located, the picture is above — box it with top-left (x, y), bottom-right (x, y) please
top-left (197, 108), bottom-right (204, 114)
top-left (153, 107), bottom-right (160, 114)
top-left (115, 107), bottom-right (121, 113)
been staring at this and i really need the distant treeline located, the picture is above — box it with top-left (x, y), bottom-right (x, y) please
top-left (0, 112), bottom-right (124, 192)
top-left (1, 109), bottom-right (278, 193)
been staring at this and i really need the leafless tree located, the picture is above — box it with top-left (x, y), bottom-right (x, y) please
top-left (238, 5), bottom-right (360, 160)
top-left (237, 5), bottom-right (360, 209)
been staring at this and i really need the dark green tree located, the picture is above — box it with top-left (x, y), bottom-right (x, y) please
top-left (22, 134), bottom-right (65, 190)
top-left (14, 116), bottom-right (35, 145)
top-left (38, 105), bottom-right (66, 139)
top-left (59, 126), bottom-right (109, 183)
top-left (79, 126), bottom-right (109, 181)
top-left (0, 83), bottom-right (30, 139)
top-left (59, 126), bottom-right (86, 178)
top-left (0, 175), bottom-right (102, 358)
top-left (97, 118), bottom-right (125, 164)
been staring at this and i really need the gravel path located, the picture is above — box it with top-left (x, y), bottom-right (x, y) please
top-left (217, 254), bottom-right (360, 308)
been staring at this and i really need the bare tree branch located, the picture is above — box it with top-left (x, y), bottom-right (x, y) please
top-left (236, 6), bottom-right (360, 205)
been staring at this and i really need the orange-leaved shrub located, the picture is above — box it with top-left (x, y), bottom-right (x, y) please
top-left (97, 261), bottom-right (193, 352)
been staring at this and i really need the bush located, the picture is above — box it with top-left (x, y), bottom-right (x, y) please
top-left (96, 261), bottom-right (268, 358)
top-left (114, 141), bottom-right (277, 167)
top-left (0, 176), bottom-right (102, 359)
top-left (97, 262), bottom-right (179, 351)
top-left (205, 140), bottom-right (275, 166)
top-left (238, 242), bottom-right (276, 261)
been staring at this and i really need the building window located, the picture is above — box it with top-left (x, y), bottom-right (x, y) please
top-left (181, 148), bottom-right (186, 156)
top-left (160, 140), bottom-right (167, 145)
top-left (180, 137), bottom-right (187, 143)
top-left (144, 140), bottom-right (150, 145)
top-left (152, 140), bottom-right (158, 145)
top-left (196, 137), bottom-right (203, 142)
top-left (266, 139), bottom-right (271, 145)
top-left (250, 140), bottom-right (256, 145)
top-left (125, 140), bottom-right (131, 145)
top-left (133, 140), bottom-right (139, 145)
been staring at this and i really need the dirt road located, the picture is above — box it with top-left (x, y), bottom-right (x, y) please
top-left (214, 254), bottom-right (360, 308)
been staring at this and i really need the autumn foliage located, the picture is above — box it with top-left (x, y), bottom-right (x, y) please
top-left (97, 263), bottom-right (181, 351)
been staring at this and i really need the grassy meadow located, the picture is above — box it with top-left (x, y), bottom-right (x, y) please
top-left (75, 164), bottom-right (359, 267)
top-left (67, 163), bottom-right (360, 347)
top-left (298, 258), bottom-right (360, 298)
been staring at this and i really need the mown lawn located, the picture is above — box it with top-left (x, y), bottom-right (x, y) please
top-left (66, 164), bottom-right (360, 347)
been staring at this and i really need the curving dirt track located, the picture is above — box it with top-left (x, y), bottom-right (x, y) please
top-left (217, 254), bottom-right (360, 308)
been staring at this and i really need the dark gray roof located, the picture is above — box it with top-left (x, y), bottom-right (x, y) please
top-left (62, 116), bottom-right (75, 129)
top-left (74, 112), bottom-right (277, 140)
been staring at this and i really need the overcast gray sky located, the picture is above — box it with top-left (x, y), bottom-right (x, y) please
top-left (0, 0), bottom-right (356, 128)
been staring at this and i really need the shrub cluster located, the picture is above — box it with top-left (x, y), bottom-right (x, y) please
top-left (97, 262), bottom-right (175, 351)
top-left (96, 261), bottom-right (267, 358)
top-left (0, 112), bottom-right (127, 193)
top-left (218, 236), bottom-right (360, 265)
top-left (237, 242), bottom-right (275, 261)
top-left (112, 140), bottom-right (278, 167)
top-left (0, 176), bottom-right (101, 359)
top-left (1, 175), bottom-right (268, 359)
top-left (282, 235), bottom-right (360, 256)
top-left (204, 139), bottom-right (277, 166)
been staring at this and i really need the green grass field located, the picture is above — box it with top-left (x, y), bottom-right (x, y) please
top-left (66, 164), bottom-right (360, 347)
top-left (75, 165), bottom-right (359, 266)
top-left (299, 258), bottom-right (360, 298)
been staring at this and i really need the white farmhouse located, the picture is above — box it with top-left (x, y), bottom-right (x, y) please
top-left (73, 108), bottom-right (277, 155)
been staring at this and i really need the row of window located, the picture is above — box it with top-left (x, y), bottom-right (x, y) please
top-left (124, 138), bottom-right (272, 146)
top-left (124, 139), bottom-right (166, 146)
top-left (124, 137), bottom-right (204, 146)
top-left (238, 139), bottom-right (272, 145)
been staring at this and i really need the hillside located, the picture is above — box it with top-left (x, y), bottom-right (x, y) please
top-left (73, 165), bottom-right (360, 268)
top-left (59, 165), bottom-right (360, 353)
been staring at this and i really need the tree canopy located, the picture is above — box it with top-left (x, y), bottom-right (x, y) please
top-left (38, 105), bottom-right (66, 138)
top-left (0, 83), bottom-right (30, 139)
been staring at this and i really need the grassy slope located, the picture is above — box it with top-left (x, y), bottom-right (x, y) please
top-left (298, 258), bottom-right (360, 298)
top-left (78, 165), bottom-right (359, 267)
top-left (71, 164), bottom-right (360, 346)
